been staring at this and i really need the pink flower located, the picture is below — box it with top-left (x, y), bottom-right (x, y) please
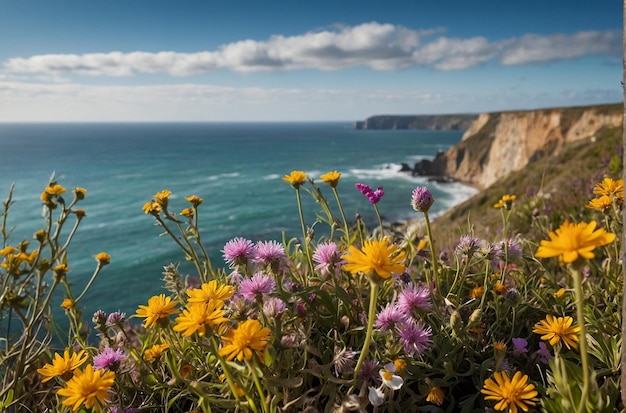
top-left (411, 186), bottom-right (434, 212)
top-left (397, 284), bottom-right (432, 315)
top-left (375, 303), bottom-right (406, 332)
top-left (93, 347), bottom-right (126, 371)
top-left (398, 319), bottom-right (433, 357)
top-left (238, 272), bottom-right (276, 302)
top-left (253, 240), bottom-right (286, 266)
top-left (222, 237), bottom-right (255, 268)
top-left (312, 241), bottom-right (344, 277)
top-left (356, 183), bottom-right (384, 204)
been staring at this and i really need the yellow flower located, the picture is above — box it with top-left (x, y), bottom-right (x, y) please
top-left (154, 189), bottom-right (172, 208)
top-left (41, 184), bottom-right (67, 204)
top-left (180, 207), bottom-right (194, 218)
top-left (135, 294), bottom-right (178, 328)
top-left (342, 239), bottom-right (407, 281)
top-left (186, 195), bottom-right (204, 207)
top-left (37, 349), bottom-right (88, 382)
top-left (533, 314), bottom-right (580, 350)
top-left (54, 263), bottom-right (69, 277)
top-left (470, 285), bottom-right (485, 299)
top-left (0, 246), bottom-right (17, 256)
top-left (426, 386), bottom-right (445, 406)
top-left (320, 170), bottom-right (341, 188)
top-left (593, 177), bottom-right (623, 198)
top-left (481, 371), bottom-right (537, 413)
top-left (73, 187), bottom-right (87, 200)
top-left (61, 298), bottom-right (75, 310)
top-left (142, 201), bottom-right (161, 215)
top-left (282, 170), bottom-right (307, 189)
top-left (493, 194), bottom-right (516, 210)
top-left (586, 195), bottom-right (612, 212)
top-left (493, 282), bottom-right (508, 295)
top-left (219, 319), bottom-right (271, 362)
top-left (554, 288), bottom-right (566, 298)
top-left (493, 341), bottom-right (507, 352)
top-left (172, 301), bottom-right (229, 337)
top-left (535, 220), bottom-right (615, 263)
top-left (393, 358), bottom-right (407, 373)
top-left (74, 209), bottom-right (86, 219)
top-left (144, 343), bottom-right (170, 362)
top-left (186, 280), bottom-right (235, 304)
top-left (95, 252), bottom-right (110, 266)
top-left (57, 364), bottom-right (115, 413)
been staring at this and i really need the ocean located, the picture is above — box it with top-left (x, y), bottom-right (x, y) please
top-left (0, 122), bottom-right (476, 317)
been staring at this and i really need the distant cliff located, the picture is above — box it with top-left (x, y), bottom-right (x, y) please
top-left (416, 103), bottom-right (623, 189)
top-left (355, 114), bottom-right (477, 130)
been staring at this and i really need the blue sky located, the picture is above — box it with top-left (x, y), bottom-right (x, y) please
top-left (0, 0), bottom-right (621, 121)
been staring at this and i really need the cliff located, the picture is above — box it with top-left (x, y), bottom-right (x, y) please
top-left (355, 114), bottom-right (477, 130)
top-left (426, 103), bottom-right (623, 189)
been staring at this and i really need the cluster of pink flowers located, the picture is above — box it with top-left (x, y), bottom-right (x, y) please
top-left (355, 183), bottom-right (384, 204)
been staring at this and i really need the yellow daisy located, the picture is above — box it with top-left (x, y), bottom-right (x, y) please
top-left (135, 294), bottom-right (178, 328)
top-left (342, 239), bottom-right (406, 281)
top-left (219, 319), bottom-right (271, 362)
top-left (186, 280), bottom-right (235, 304)
top-left (493, 194), bottom-right (516, 210)
top-left (185, 195), bottom-right (204, 207)
top-left (593, 177), bottom-right (623, 198)
top-left (173, 301), bottom-right (229, 337)
top-left (144, 343), bottom-right (170, 362)
top-left (426, 386), bottom-right (445, 406)
top-left (320, 170), bottom-right (342, 188)
top-left (586, 195), bottom-right (613, 212)
top-left (481, 371), bottom-right (537, 413)
top-left (37, 349), bottom-right (88, 382)
top-left (533, 314), bottom-right (580, 350)
top-left (282, 170), bottom-right (307, 189)
top-left (57, 364), bottom-right (115, 412)
top-left (535, 220), bottom-right (615, 263)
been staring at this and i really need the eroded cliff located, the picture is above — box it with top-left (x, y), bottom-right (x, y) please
top-left (432, 103), bottom-right (623, 189)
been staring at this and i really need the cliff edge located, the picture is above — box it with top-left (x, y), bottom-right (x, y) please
top-left (429, 103), bottom-right (623, 189)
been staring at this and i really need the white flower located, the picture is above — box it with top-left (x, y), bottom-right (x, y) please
top-left (368, 386), bottom-right (385, 407)
top-left (379, 368), bottom-right (403, 390)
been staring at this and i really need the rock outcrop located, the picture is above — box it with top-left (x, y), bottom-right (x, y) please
top-left (355, 114), bottom-right (477, 130)
top-left (427, 103), bottom-right (623, 189)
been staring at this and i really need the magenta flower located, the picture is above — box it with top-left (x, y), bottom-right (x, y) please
top-left (355, 183), bottom-right (384, 204)
top-left (253, 240), bottom-right (286, 266)
top-left (398, 319), bottom-right (433, 357)
top-left (222, 237), bottom-right (256, 268)
top-left (93, 347), bottom-right (126, 371)
top-left (375, 303), bottom-right (406, 332)
top-left (312, 241), bottom-right (344, 277)
top-left (263, 297), bottom-right (287, 318)
top-left (106, 312), bottom-right (127, 327)
top-left (411, 186), bottom-right (434, 212)
top-left (238, 272), bottom-right (276, 302)
top-left (397, 284), bottom-right (432, 315)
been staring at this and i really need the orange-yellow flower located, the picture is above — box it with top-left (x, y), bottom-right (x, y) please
top-left (154, 190), bottom-right (172, 208)
top-left (57, 364), bottom-right (115, 412)
top-left (493, 194), bottom-right (516, 210)
top-left (73, 187), bottom-right (87, 200)
top-left (342, 239), bottom-right (406, 281)
top-left (481, 371), bottom-right (537, 413)
top-left (172, 301), bottom-right (229, 337)
top-left (282, 170), bottom-right (307, 189)
top-left (186, 280), bottom-right (235, 304)
top-left (180, 207), bottom-right (194, 218)
top-left (426, 386), bottom-right (445, 405)
top-left (533, 314), bottom-right (580, 350)
top-left (320, 170), bottom-right (342, 188)
top-left (185, 195), bottom-right (204, 207)
top-left (142, 201), bottom-right (161, 215)
top-left (144, 343), bottom-right (170, 362)
top-left (586, 195), bottom-right (612, 212)
top-left (219, 319), bottom-right (271, 362)
top-left (60, 298), bottom-right (75, 310)
top-left (37, 349), bottom-right (88, 382)
top-left (593, 177), bottom-right (623, 198)
top-left (135, 294), bottom-right (178, 328)
top-left (95, 252), bottom-right (110, 266)
top-left (535, 220), bottom-right (615, 263)
top-left (470, 286), bottom-right (485, 299)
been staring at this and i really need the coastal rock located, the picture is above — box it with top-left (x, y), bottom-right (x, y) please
top-left (356, 114), bottom-right (477, 130)
top-left (431, 103), bottom-right (623, 189)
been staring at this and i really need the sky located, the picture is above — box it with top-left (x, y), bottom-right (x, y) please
top-left (0, 0), bottom-right (622, 122)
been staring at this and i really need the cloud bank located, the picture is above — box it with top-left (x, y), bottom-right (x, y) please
top-left (4, 23), bottom-right (620, 76)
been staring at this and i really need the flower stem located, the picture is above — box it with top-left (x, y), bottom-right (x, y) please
top-left (423, 210), bottom-right (438, 293)
top-left (331, 187), bottom-right (350, 243)
top-left (373, 204), bottom-right (384, 238)
top-left (247, 359), bottom-right (269, 413)
top-left (295, 188), bottom-right (314, 279)
top-left (352, 281), bottom-right (379, 384)
top-left (571, 265), bottom-right (590, 413)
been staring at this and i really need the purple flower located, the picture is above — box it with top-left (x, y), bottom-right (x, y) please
top-left (253, 240), bottom-right (286, 266)
top-left (497, 238), bottom-right (522, 259)
top-left (397, 284), bottom-right (432, 315)
top-left (93, 347), bottom-right (126, 371)
top-left (398, 319), bottom-right (433, 357)
top-left (355, 183), bottom-right (384, 204)
top-left (512, 337), bottom-right (528, 354)
top-left (535, 342), bottom-right (551, 364)
top-left (312, 241), bottom-right (344, 277)
top-left (411, 186), bottom-right (434, 212)
top-left (238, 272), bottom-right (276, 302)
top-left (106, 312), bottom-right (127, 327)
top-left (375, 303), bottom-right (406, 332)
top-left (332, 346), bottom-right (358, 377)
top-left (263, 297), bottom-right (286, 318)
top-left (222, 237), bottom-right (255, 268)
top-left (358, 360), bottom-right (382, 384)
top-left (455, 235), bottom-right (482, 257)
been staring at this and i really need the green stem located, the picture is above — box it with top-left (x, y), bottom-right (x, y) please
top-left (295, 188), bottom-right (314, 280)
top-left (247, 360), bottom-right (270, 413)
top-left (373, 204), bottom-right (384, 238)
top-left (571, 265), bottom-right (590, 413)
top-left (352, 281), bottom-right (380, 384)
top-left (331, 187), bottom-right (351, 243)
top-left (423, 210), bottom-right (439, 293)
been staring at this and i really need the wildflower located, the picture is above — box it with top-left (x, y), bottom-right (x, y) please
top-left (105, 312), bottom-right (127, 327)
top-left (455, 235), bottom-right (482, 257)
top-left (342, 239), bottom-right (407, 281)
top-left (54, 263), bottom-right (69, 278)
top-left (34, 229), bottom-right (47, 242)
top-left (512, 337), bottom-right (528, 354)
top-left (219, 319), bottom-right (271, 362)
top-left (135, 294), bottom-right (178, 328)
top-left (554, 288), bottom-right (566, 298)
top-left (61, 298), bottom-right (75, 310)
top-left (142, 201), bottom-right (161, 215)
top-left (497, 238), bottom-right (522, 259)
top-left (533, 314), bottom-right (580, 350)
top-left (586, 195), bottom-right (613, 211)
top-left (185, 195), bottom-right (204, 207)
top-left (481, 371), bottom-right (537, 413)
top-left (57, 364), bottom-right (115, 413)
top-left (398, 318), bottom-right (433, 357)
top-left (369, 386), bottom-right (385, 407)
top-left (282, 170), bottom-right (307, 189)
top-left (593, 177), bottom-right (623, 198)
top-left (380, 368), bottom-right (403, 390)
top-left (73, 187), bottom-right (87, 200)
top-left (535, 220), bottom-right (615, 263)
top-left (173, 301), bottom-right (229, 337)
top-left (375, 303), bottom-right (406, 332)
top-left (355, 183), bottom-right (384, 204)
top-left (238, 272), bottom-right (276, 302)
top-left (358, 360), bottom-right (381, 383)
top-left (470, 286), bottom-right (485, 299)
top-left (74, 209), bottom-right (86, 219)
top-left (494, 194), bottom-right (516, 210)
top-left (187, 280), bottom-right (235, 304)
top-left (332, 346), bottom-right (358, 377)
top-left (263, 297), bottom-right (287, 318)
top-left (93, 347), bottom-right (126, 371)
top-left (144, 343), bottom-right (170, 362)
top-left (426, 386), bottom-right (445, 405)
top-left (95, 252), bottom-right (111, 266)
top-left (93, 310), bottom-right (108, 329)
top-left (535, 342), bottom-right (551, 364)
top-left (180, 207), bottom-right (194, 218)
top-left (493, 282), bottom-right (508, 295)
top-left (312, 241), bottom-right (344, 276)
top-left (397, 283), bottom-right (432, 314)
top-left (411, 186), bottom-right (434, 212)
top-left (320, 170), bottom-right (342, 188)
top-left (154, 189), bottom-right (171, 208)
top-left (222, 237), bottom-right (256, 268)
top-left (37, 349), bottom-right (88, 382)
top-left (252, 240), bottom-right (286, 267)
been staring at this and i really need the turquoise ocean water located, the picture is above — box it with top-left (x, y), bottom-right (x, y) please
top-left (0, 122), bottom-right (476, 317)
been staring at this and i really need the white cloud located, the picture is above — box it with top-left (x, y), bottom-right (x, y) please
top-left (500, 30), bottom-right (621, 65)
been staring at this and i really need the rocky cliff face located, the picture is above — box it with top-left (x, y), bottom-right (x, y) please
top-left (432, 103), bottom-right (623, 189)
